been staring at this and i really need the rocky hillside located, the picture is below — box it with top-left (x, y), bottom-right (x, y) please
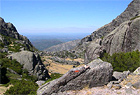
top-left (74, 0), bottom-right (140, 55)
top-left (85, 16), bottom-right (140, 63)
top-left (37, 0), bottom-right (140, 94)
top-left (0, 17), bottom-right (36, 52)
top-left (72, 0), bottom-right (140, 63)
top-left (44, 39), bottom-right (80, 52)
top-left (0, 17), bottom-right (50, 80)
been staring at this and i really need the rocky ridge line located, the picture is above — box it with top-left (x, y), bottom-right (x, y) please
top-left (74, 0), bottom-right (140, 54)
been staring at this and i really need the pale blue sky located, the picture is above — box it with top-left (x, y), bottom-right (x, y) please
top-left (0, 0), bottom-right (132, 36)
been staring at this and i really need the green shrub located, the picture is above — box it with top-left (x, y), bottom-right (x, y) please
top-left (45, 73), bottom-right (63, 83)
top-left (0, 52), bottom-right (7, 58)
top-left (101, 50), bottom-right (140, 72)
top-left (0, 33), bottom-right (37, 52)
top-left (22, 69), bottom-right (38, 82)
top-left (1, 58), bottom-right (23, 74)
top-left (1, 67), bottom-right (10, 84)
top-left (101, 36), bottom-right (104, 40)
top-left (6, 71), bottom-right (21, 80)
top-left (0, 57), bottom-right (23, 83)
top-left (4, 79), bottom-right (38, 95)
top-left (0, 41), bottom-right (4, 48)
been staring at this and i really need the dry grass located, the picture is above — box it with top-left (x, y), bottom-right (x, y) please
top-left (42, 56), bottom-right (74, 74)
top-left (48, 62), bottom-right (73, 74)
top-left (74, 58), bottom-right (84, 63)
top-left (42, 55), bottom-right (84, 74)
top-left (65, 58), bottom-right (84, 63)
top-left (42, 55), bottom-right (85, 74)
top-left (0, 86), bottom-right (7, 95)
top-left (65, 58), bottom-right (73, 61)
top-left (0, 85), bottom-right (13, 95)
top-left (120, 74), bottom-right (140, 88)
top-left (86, 91), bottom-right (92, 95)
top-left (116, 91), bottom-right (122, 94)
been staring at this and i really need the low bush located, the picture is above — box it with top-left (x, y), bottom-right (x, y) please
top-left (0, 57), bottom-right (23, 83)
top-left (101, 50), bottom-right (140, 72)
top-left (4, 79), bottom-right (38, 95)
top-left (0, 58), bottom-right (22, 74)
top-left (22, 69), bottom-right (38, 82)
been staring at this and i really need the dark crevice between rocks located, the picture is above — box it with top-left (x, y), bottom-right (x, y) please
top-left (121, 31), bottom-right (128, 52)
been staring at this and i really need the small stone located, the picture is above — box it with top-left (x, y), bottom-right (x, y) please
top-left (132, 82), bottom-right (140, 89)
top-left (125, 88), bottom-right (132, 94)
top-left (113, 71), bottom-right (126, 80)
top-left (112, 81), bottom-right (121, 84)
top-left (126, 82), bottom-right (132, 88)
top-left (112, 84), bottom-right (121, 89)
top-left (107, 82), bottom-right (113, 89)
top-left (36, 81), bottom-right (45, 87)
top-left (51, 93), bottom-right (57, 95)
top-left (123, 70), bottom-right (130, 76)
top-left (133, 67), bottom-right (140, 75)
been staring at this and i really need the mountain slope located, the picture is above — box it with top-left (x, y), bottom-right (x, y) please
top-left (0, 17), bottom-right (50, 81)
top-left (83, 0), bottom-right (140, 63)
top-left (31, 39), bottom-right (62, 51)
top-left (44, 39), bottom-right (80, 52)
top-left (75, 0), bottom-right (140, 53)
top-left (0, 17), bottom-right (36, 52)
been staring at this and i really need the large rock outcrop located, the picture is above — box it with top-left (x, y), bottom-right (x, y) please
top-left (0, 17), bottom-right (35, 51)
top-left (84, 0), bottom-right (140, 63)
top-left (85, 16), bottom-right (140, 63)
top-left (82, 0), bottom-right (140, 44)
top-left (84, 39), bottom-right (103, 63)
top-left (102, 17), bottom-right (140, 55)
top-left (8, 51), bottom-right (50, 80)
top-left (75, 0), bottom-right (140, 57)
top-left (37, 59), bottom-right (113, 95)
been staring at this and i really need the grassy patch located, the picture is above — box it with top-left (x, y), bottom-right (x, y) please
top-left (6, 71), bottom-right (21, 80)
top-left (45, 73), bottom-right (63, 83)
top-left (0, 33), bottom-right (37, 52)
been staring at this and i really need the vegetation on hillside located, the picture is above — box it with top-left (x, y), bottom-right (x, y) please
top-left (0, 52), bottom-right (38, 94)
top-left (4, 79), bottom-right (38, 95)
top-left (0, 33), bottom-right (37, 52)
top-left (101, 50), bottom-right (140, 72)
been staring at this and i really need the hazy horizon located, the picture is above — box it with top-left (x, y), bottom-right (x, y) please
top-left (27, 32), bottom-right (89, 42)
top-left (0, 0), bottom-right (132, 37)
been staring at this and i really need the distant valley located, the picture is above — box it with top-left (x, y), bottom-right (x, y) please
top-left (30, 39), bottom-right (63, 51)
top-left (27, 33), bottom-right (90, 51)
